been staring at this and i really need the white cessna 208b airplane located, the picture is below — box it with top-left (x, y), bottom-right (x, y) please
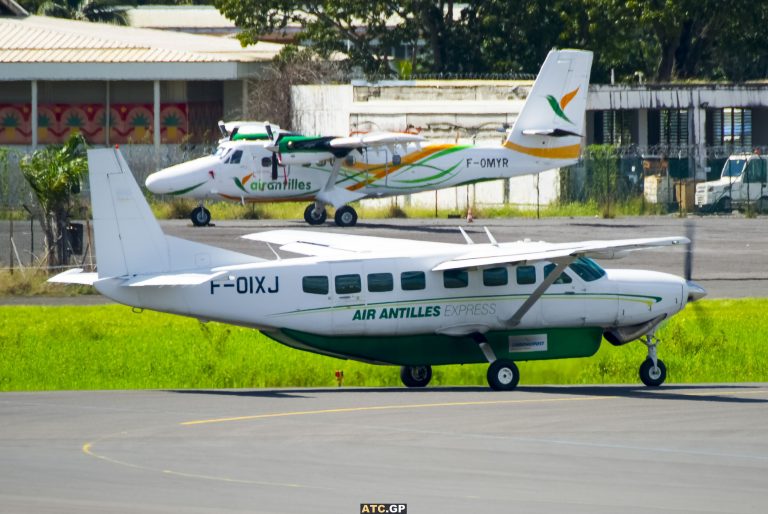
top-left (145, 49), bottom-right (592, 227)
top-left (51, 147), bottom-right (707, 390)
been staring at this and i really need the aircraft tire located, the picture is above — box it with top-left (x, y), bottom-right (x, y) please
top-left (304, 204), bottom-right (327, 225)
top-left (190, 206), bottom-right (211, 227)
top-left (400, 365), bottom-right (432, 388)
top-left (639, 358), bottom-right (666, 387)
top-left (487, 360), bottom-right (519, 391)
top-left (334, 206), bottom-right (358, 227)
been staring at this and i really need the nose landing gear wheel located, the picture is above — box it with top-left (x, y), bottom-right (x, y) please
top-left (487, 360), bottom-right (520, 391)
top-left (639, 358), bottom-right (667, 387)
top-left (190, 206), bottom-right (211, 226)
top-left (400, 365), bottom-right (432, 388)
top-left (334, 206), bottom-right (358, 227)
top-left (303, 204), bottom-right (327, 225)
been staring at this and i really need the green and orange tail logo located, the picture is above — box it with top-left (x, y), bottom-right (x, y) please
top-left (546, 87), bottom-right (579, 124)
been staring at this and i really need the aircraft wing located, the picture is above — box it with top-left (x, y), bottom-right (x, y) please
top-left (329, 132), bottom-right (424, 149)
top-left (243, 229), bottom-right (460, 257)
top-left (432, 236), bottom-right (689, 271)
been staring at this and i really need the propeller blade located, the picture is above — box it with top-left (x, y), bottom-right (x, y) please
top-left (684, 219), bottom-right (694, 281)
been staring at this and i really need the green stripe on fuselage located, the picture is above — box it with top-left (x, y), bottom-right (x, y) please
top-left (267, 326), bottom-right (603, 366)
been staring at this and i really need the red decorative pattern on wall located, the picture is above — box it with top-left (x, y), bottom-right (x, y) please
top-left (0, 103), bottom-right (189, 144)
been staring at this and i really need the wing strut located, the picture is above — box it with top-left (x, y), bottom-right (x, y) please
top-left (504, 257), bottom-right (576, 327)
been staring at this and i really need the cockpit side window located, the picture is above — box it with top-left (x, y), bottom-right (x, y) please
top-left (568, 257), bottom-right (606, 282)
top-left (229, 150), bottom-right (243, 164)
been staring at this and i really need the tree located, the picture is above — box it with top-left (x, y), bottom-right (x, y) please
top-left (36, 0), bottom-right (130, 25)
top-left (214, 0), bottom-right (410, 75)
top-left (19, 134), bottom-right (88, 268)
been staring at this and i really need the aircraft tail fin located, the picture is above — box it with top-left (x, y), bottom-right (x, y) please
top-left (88, 148), bottom-right (257, 279)
top-left (504, 49), bottom-right (593, 166)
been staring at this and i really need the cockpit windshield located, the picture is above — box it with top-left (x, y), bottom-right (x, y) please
top-left (722, 158), bottom-right (746, 178)
top-left (213, 146), bottom-right (232, 162)
top-left (568, 257), bottom-right (606, 282)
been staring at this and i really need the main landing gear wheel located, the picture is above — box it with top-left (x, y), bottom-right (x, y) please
top-left (334, 205), bottom-right (358, 227)
top-left (639, 358), bottom-right (667, 387)
top-left (303, 204), bottom-right (327, 225)
top-left (190, 206), bottom-right (211, 226)
top-left (400, 365), bottom-right (432, 388)
top-left (487, 360), bottom-right (520, 391)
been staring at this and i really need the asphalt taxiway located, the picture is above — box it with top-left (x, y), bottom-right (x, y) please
top-left (2, 385), bottom-right (767, 513)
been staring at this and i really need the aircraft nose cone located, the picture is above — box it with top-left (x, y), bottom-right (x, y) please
top-left (686, 280), bottom-right (707, 302)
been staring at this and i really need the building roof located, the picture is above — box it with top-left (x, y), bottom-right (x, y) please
top-left (0, 15), bottom-right (283, 80)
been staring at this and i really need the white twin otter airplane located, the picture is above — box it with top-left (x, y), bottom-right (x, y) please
top-left (146, 49), bottom-right (594, 227)
top-left (52, 148), bottom-right (706, 390)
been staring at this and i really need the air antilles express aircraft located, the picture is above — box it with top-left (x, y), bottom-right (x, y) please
top-left (146, 49), bottom-right (593, 227)
top-left (51, 146), bottom-right (706, 390)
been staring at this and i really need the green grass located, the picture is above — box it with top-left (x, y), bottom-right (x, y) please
top-left (148, 198), bottom-right (669, 222)
top-left (1, 299), bottom-right (766, 391)
top-left (0, 270), bottom-right (96, 297)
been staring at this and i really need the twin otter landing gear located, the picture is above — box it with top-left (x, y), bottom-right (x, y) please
top-left (190, 205), bottom-right (211, 227)
top-left (303, 203), bottom-right (358, 227)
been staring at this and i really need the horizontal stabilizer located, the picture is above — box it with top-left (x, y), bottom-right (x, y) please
top-left (521, 128), bottom-right (582, 138)
top-left (48, 268), bottom-right (98, 285)
top-left (433, 236), bottom-right (689, 271)
top-left (124, 271), bottom-right (227, 287)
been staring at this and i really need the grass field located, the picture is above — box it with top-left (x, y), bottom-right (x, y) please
top-left (1, 299), bottom-right (766, 391)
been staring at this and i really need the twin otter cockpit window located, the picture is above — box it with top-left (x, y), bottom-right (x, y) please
top-left (301, 258), bottom-right (606, 295)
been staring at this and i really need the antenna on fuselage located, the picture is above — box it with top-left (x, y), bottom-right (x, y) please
top-left (458, 227), bottom-right (474, 245)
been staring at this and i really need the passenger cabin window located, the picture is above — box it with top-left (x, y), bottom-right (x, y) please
top-left (544, 263), bottom-right (573, 284)
top-left (516, 265), bottom-right (536, 285)
top-left (483, 267), bottom-right (508, 286)
top-left (303, 275), bottom-right (328, 295)
top-left (568, 257), bottom-right (606, 282)
top-left (335, 274), bottom-right (361, 294)
top-left (367, 273), bottom-right (393, 292)
top-left (261, 157), bottom-right (272, 167)
top-left (443, 269), bottom-right (468, 288)
top-left (401, 271), bottom-right (426, 291)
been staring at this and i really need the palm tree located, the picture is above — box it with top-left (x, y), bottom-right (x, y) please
top-left (37, 0), bottom-right (129, 25)
top-left (19, 133), bottom-right (88, 268)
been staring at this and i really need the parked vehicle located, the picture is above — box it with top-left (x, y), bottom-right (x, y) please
top-left (695, 154), bottom-right (768, 212)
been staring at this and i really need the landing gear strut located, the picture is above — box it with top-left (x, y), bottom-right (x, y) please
top-left (303, 203), bottom-right (327, 225)
top-left (190, 205), bottom-right (211, 226)
top-left (639, 334), bottom-right (667, 387)
top-left (400, 365), bottom-right (432, 388)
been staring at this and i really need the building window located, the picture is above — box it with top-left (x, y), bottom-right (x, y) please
top-left (367, 273), bottom-right (393, 292)
top-left (303, 276), bottom-right (328, 295)
top-left (659, 109), bottom-right (689, 147)
top-left (401, 271), bottom-right (426, 291)
top-left (713, 108), bottom-right (752, 149)
top-left (483, 267), bottom-right (508, 286)
top-left (443, 269), bottom-right (468, 289)
top-left (335, 274), bottom-right (361, 294)
top-left (600, 110), bottom-right (633, 145)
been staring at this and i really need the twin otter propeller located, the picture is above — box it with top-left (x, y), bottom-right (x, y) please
top-left (52, 148), bottom-right (706, 391)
